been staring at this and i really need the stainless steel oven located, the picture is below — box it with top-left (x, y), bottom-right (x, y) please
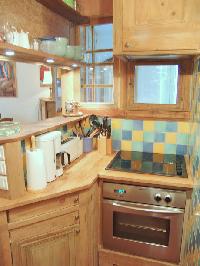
top-left (102, 182), bottom-right (186, 264)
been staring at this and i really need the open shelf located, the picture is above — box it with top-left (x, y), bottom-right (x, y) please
top-left (0, 43), bottom-right (83, 67)
top-left (36, 0), bottom-right (89, 25)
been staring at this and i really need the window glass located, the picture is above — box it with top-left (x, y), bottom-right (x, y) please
top-left (94, 87), bottom-right (113, 103)
top-left (95, 66), bottom-right (113, 85)
top-left (80, 24), bottom-right (113, 104)
top-left (94, 52), bottom-right (113, 63)
top-left (94, 24), bottom-right (113, 50)
top-left (134, 65), bottom-right (178, 104)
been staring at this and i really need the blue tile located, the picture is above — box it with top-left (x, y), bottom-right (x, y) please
top-left (166, 122), bottom-right (177, 132)
top-left (154, 133), bottom-right (165, 143)
top-left (143, 142), bottom-right (153, 153)
top-left (155, 121), bottom-right (166, 132)
top-left (112, 140), bottom-right (121, 151)
top-left (122, 130), bottom-right (132, 140)
top-left (133, 120), bottom-right (143, 130)
top-left (176, 144), bottom-right (187, 155)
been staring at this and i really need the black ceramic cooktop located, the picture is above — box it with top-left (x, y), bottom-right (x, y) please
top-left (106, 151), bottom-right (188, 178)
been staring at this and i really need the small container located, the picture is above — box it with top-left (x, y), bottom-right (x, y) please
top-left (83, 137), bottom-right (93, 153)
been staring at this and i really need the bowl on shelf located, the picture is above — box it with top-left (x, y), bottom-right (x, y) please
top-left (65, 45), bottom-right (84, 60)
top-left (0, 122), bottom-right (20, 137)
top-left (39, 37), bottom-right (69, 57)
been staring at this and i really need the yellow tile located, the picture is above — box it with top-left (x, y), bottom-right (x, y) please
top-left (143, 121), bottom-right (155, 131)
top-left (177, 122), bottom-right (190, 134)
top-left (121, 141), bottom-right (132, 151)
top-left (112, 119), bottom-right (122, 129)
top-left (153, 143), bottom-right (164, 154)
top-left (165, 133), bottom-right (177, 144)
top-left (132, 131), bottom-right (143, 142)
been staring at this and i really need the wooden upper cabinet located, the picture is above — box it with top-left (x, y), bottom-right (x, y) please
top-left (114, 0), bottom-right (200, 54)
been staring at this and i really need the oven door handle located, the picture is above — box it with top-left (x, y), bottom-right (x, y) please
top-left (106, 200), bottom-right (184, 214)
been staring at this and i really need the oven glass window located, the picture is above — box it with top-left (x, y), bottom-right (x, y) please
top-left (113, 212), bottom-right (170, 246)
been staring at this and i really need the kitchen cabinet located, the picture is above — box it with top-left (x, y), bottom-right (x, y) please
top-left (11, 222), bottom-right (78, 266)
top-left (114, 0), bottom-right (200, 55)
top-left (0, 182), bottom-right (99, 266)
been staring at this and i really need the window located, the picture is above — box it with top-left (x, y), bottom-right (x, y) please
top-left (134, 65), bottom-right (178, 104)
top-left (127, 60), bottom-right (192, 118)
top-left (80, 24), bottom-right (114, 104)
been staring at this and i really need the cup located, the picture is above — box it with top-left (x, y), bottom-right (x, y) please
top-left (83, 137), bottom-right (93, 153)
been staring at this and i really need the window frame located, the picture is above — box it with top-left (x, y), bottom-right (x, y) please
top-left (127, 59), bottom-right (192, 114)
top-left (80, 24), bottom-right (115, 105)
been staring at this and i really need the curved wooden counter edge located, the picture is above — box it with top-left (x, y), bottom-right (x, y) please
top-left (0, 151), bottom-right (194, 212)
top-left (0, 115), bottom-right (89, 144)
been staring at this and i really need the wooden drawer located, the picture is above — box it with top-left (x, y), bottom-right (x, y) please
top-left (8, 193), bottom-right (79, 223)
top-left (10, 210), bottom-right (79, 242)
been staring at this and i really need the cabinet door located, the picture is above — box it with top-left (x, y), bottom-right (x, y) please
top-left (121, 0), bottom-right (200, 52)
top-left (12, 227), bottom-right (79, 266)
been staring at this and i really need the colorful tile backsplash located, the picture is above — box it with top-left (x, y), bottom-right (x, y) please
top-left (111, 119), bottom-right (189, 155)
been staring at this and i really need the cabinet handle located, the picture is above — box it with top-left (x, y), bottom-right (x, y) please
top-left (75, 228), bottom-right (80, 234)
top-left (125, 42), bottom-right (131, 48)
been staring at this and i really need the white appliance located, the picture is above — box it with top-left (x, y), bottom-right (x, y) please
top-left (61, 137), bottom-right (83, 165)
top-left (36, 131), bottom-right (63, 182)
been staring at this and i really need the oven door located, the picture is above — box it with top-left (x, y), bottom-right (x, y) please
top-left (103, 199), bottom-right (184, 264)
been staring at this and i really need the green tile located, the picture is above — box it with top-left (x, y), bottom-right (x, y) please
top-left (132, 141), bottom-right (143, 152)
top-left (164, 144), bottom-right (177, 154)
top-left (122, 119), bottom-right (133, 130)
top-left (176, 133), bottom-right (189, 145)
top-left (155, 121), bottom-right (166, 133)
top-left (111, 129), bottom-right (122, 140)
top-left (143, 132), bottom-right (154, 142)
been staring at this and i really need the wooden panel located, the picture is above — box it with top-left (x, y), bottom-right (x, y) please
top-left (1, 141), bottom-right (26, 200)
top-left (12, 225), bottom-right (79, 266)
top-left (36, 0), bottom-right (89, 24)
top-left (10, 211), bottom-right (79, 242)
top-left (77, 183), bottom-right (99, 266)
top-left (0, 212), bottom-right (12, 266)
top-left (77, 0), bottom-right (113, 18)
top-left (8, 193), bottom-right (79, 223)
top-left (122, 0), bottom-right (200, 52)
top-left (99, 248), bottom-right (177, 266)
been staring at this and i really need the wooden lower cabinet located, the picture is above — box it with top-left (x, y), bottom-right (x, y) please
top-left (99, 249), bottom-right (176, 266)
top-left (11, 226), bottom-right (79, 266)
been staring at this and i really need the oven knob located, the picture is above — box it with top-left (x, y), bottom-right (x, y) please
top-left (165, 195), bottom-right (172, 203)
top-left (154, 193), bottom-right (162, 202)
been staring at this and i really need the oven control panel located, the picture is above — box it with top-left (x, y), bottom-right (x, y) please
top-left (103, 182), bottom-right (187, 209)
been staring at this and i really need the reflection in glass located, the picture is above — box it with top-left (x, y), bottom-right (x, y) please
top-left (94, 87), bottom-right (113, 103)
top-left (95, 66), bottom-right (113, 85)
top-left (113, 212), bottom-right (170, 246)
top-left (94, 52), bottom-right (113, 63)
top-left (134, 65), bottom-right (178, 104)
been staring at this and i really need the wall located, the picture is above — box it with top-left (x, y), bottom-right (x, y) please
top-left (0, 62), bottom-right (50, 123)
top-left (182, 57), bottom-right (200, 266)
top-left (111, 119), bottom-right (189, 155)
top-left (0, 0), bottom-right (75, 42)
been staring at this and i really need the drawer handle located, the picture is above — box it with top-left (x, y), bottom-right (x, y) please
top-left (74, 197), bottom-right (79, 204)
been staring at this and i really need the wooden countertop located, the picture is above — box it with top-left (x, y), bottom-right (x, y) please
top-left (0, 151), bottom-right (194, 212)
top-left (0, 115), bottom-right (88, 144)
